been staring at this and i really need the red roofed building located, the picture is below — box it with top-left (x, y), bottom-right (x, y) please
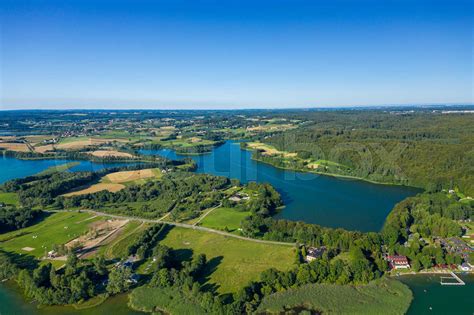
top-left (387, 255), bottom-right (410, 269)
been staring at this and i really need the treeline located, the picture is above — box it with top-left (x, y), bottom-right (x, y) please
top-left (16, 254), bottom-right (108, 305)
top-left (0, 205), bottom-right (41, 233)
top-left (1, 148), bottom-right (175, 164)
top-left (128, 224), bottom-right (167, 259)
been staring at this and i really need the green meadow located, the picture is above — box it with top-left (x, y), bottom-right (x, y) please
top-left (199, 207), bottom-right (250, 232)
top-left (159, 226), bottom-right (295, 294)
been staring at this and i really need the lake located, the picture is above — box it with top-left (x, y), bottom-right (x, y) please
top-left (140, 140), bottom-right (420, 232)
top-left (0, 282), bottom-right (143, 315)
top-left (398, 274), bottom-right (474, 314)
top-left (0, 155), bottom-right (138, 184)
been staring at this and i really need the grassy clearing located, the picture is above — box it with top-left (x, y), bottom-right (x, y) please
top-left (160, 227), bottom-right (295, 294)
top-left (257, 277), bottom-right (412, 315)
top-left (199, 207), bottom-right (250, 232)
top-left (129, 286), bottom-right (206, 314)
top-left (35, 162), bottom-right (80, 176)
top-left (0, 192), bottom-right (19, 206)
top-left (0, 212), bottom-right (102, 258)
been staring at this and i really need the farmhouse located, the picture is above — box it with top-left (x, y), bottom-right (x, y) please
top-left (386, 255), bottom-right (410, 269)
top-left (305, 246), bottom-right (326, 262)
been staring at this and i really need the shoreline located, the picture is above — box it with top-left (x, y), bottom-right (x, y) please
top-left (240, 144), bottom-right (423, 190)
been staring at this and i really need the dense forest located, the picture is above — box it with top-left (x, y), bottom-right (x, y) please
top-left (259, 111), bottom-right (474, 195)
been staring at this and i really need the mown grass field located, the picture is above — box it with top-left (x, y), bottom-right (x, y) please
top-left (159, 227), bottom-right (295, 294)
top-left (0, 212), bottom-right (102, 258)
top-left (199, 207), bottom-right (250, 232)
top-left (257, 277), bottom-right (413, 315)
top-left (0, 192), bottom-right (19, 206)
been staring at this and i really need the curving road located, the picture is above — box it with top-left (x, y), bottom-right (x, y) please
top-left (51, 209), bottom-right (296, 247)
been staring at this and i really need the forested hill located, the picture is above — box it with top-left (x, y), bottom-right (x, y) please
top-left (262, 110), bottom-right (474, 195)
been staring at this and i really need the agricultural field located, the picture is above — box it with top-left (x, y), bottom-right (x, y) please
top-left (0, 211), bottom-right (102, 259)
top-left (159, 226), bottom-right (295, 294)
top-left (89, 150), bottom-right (135, 158)
top-left (62, 183), bottom-right (125, 196)
top-left (0, 142), bottom-right (30, 152)
top-left (62, 168), bottom-right (162, 196)
top-left (55, 137), bottom-right (129, 150)
top-left (257, 277), bottom-right (413, 315)
top-left (104, 168), bottom-right (162, 184)
top-left (199, 207), bottom-right (250, 232)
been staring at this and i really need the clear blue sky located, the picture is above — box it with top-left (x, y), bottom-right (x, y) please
top-left (0, 0), bottom-right (472, 109)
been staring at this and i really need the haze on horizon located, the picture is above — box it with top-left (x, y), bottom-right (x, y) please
top-left (0, 0), bottom-right (472, 110)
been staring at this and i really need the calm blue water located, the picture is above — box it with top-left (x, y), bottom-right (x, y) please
top-left (399, 274), bottom-right (474, 315)
top-left (140, 141), bottom-right (420, 232)
top-left (0, 156), bottom-right (135, 184)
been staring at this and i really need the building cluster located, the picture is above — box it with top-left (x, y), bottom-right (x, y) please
top-left (305, 246), bottom-right (326, 262)
top-left (385, 255), bottom-right (411, 270)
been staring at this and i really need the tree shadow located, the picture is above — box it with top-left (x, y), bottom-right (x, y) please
top-left (1, 249), bottom-right (38, 269)
top-left (199, 255), bottom-right (223, 294)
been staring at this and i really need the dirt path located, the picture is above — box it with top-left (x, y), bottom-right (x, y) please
top-left (50, 210), bottom-right (295, 247)
top-left (193, 203), bottom-right (222, 226)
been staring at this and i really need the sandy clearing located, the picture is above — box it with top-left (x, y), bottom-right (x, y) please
top-left (0, 143), bottom-right (30, 152)
top-left (22, 247), bottom-right (35, 251)
top-left (105, 168), bottom-right (156, 183)
top-left (90, 150), bottom-right (134, 158)
top-left (63, 183), bottom-right (125, 196)
top-left (66, 219), bottom-right (129, 258)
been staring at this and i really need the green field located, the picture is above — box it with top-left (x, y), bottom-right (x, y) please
top-left (257, 277), bottom-right (413, 315)
top-left (159, 227), bottom-right (295, 294)
top-left (0, 212), bottom-right (101, 258)
top-left (199, 207), bottom-right (250, 232)
top-left (0, 192), bottom-right (19, 206)
top-left (35, 162), bottom-right (80, 176)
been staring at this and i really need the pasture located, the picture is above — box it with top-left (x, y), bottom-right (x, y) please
top-left (199, 207), bottom-right (250, 232)
top-left (159, 226), bottom-right (295, 294)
